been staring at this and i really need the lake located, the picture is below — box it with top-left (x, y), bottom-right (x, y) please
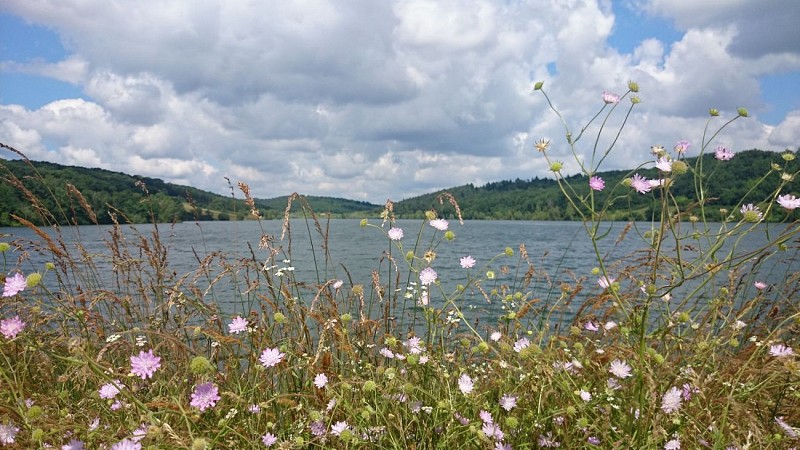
top-left (2, 219), bottom-right (797, 328)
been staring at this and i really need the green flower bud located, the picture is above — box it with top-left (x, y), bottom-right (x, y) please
top-left (671, 160), bottom-right (688, 175)
top-left (340, 313), bottom-right (352, 323)
top-left (45, 262), bottom-right (55, 270)
top-left (591, 267), bottom-right (600, 275)
top-left (31, 428), bottom-right (44, 442)
top-left (782, 152), bottom-right (796, 161)
top-left (444, 231), bottom-right (455, 241)
top-left (363, 380), bottom-right (377, 392)
top-left (273, 312), bottom-right (286, 324)
top-left (549, 161), bottom-right (563, 172)
top-left (628, 80), bottom-right (639, 92)
top-left (27, 405), bottom-right (43, 419)
top-left (190, 356), bottom-right (214, 375)
top-left (192, 438), bottom-right (209, 450)
top-left (0, 242), bottom-right (9, 253)
top-left (424, 210), bottom-right (437, 221)
top-left (630, 96), bottom-right (641, 104)
top-left (486, 270), bottom-right (495, 280)
top-left (622, 177), bottom-right (632, 187)
top-left (737, 107), bottom-right (748, 117)
top-left (26, 273), bottom-right (42, 288)
top-left (504, 247), bottom-right (514, 256)
top-left (534, 81), bottom-right (544, 90)
top-left (565, 406), bottom-right (577, 415)
top-left (709, 108), bottom-right (720, 116)
top-left (653, 353), bottom-right (665, 364)
top-left (477, 341), bottom-right (489, 353)
top-left (406, 251), bottom-right (415, 262)
top-left (360, 219), bottom-right (368, 227)
top-left (677, 312), bottom-right (690, 323)
top-left (728, 338), bottom-right (739, 348)
top-left (505, 416), bottom-right (519, 428)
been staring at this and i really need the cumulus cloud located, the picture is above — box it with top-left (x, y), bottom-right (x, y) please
top-left (0, 0), bottom-right (798, 203)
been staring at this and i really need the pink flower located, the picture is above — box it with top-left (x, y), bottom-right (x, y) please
top-left (630, 174), bottom-right (652, 194)
top-left (190, 382), bottom-right (221, 412)
top-left (609, 359), bottom-right (632, 378)
top-left (259, 347), bottom-right (285, 368)
top-left (602, 91), bottom-right (620, 104)
top-left (62, 439), bottom-right (85, 450)
top-left (388, 227), bottom-right (404, 240)
top-left (777, 194), bottom-right (800, 210)
top-left (579, 389), bottom-right (592, 402)
top-left (513, 337), bottom-right (530, 353)
top-left (313, 373), bottom-right (328, 389)
top-left (332, 279), bottom-right (344, 289)
top-left (589, 176), bottom-right (605, 191)
top-left (597, 276), bottom-right (615, 289)
top-left (2, 273), bottom-right (26, 297)
top-left (674, 140), bottom-right (690, 154)
top-left (661, 386), bottom-right (682, 414)
top-left (419, 267), bottom-right (438, 285)
top-left (664, 438), bottom-right (680, 449)
top-left (0, 316), bottom-right (25, 339)
top-left (0, 421), bottom-right (19, 444)
top-left (753, 281), bottom-right (767, 290)
top-left (111, 439), bottom-right (141, 450)
top-left (99, 380), bottom-right (122, 399)
top-left (584, 321), bottom-right (599, 332)
top-left (714, 146), bottom-right (734, 161)
top-left (655, 156), bottom-right (672, 172)
top-left (458, 374), bottom-right (474, 394)
top-left (499, 394), bottom-right (517, 411)
top-left (262, 432), bottom-right (278, 447)
top-left (130, 349), bottom-right (161, 380)
top-left (460, 255), bottom-right (476, 269)
top-left (429, 218), bottom-right (449, 231)
top-left (228, 316), bottom-right (248, 334)
top-left (769, 344), bottom-right (794, 358)
top-left (331, 421), bottom-right (350, 436)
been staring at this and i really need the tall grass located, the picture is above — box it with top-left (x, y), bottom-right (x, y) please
top-left (1, 84), bottom-right (798, 449)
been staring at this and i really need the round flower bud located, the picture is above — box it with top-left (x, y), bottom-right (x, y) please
top-left (549, 161), bottom-right (563, 172)
top-left (444, 231), bottom-right (455, 241)
top-left (781, 152), bottom-right (796, 161)
top-left (360, 219), bottom-right (368, 227)
top-left (737, 107), bottom-right (749, 117)
top-left (0, 242), bottom-right (9, 253)
top-left (630, 96), bottom-right (641, 104)
top-left (671, 160), bottom-right (688, 175)
top-left (190, 356), bottom-right (214, 375)
top-left (534, 81), bottom-right (544, 90)
top-left (273, 312), bottom-right (286, 323)
top-left (709, 108), bottom-right (720, 116)
top-left (505, 247), bottom-right (514, 256)
top-left (628, 80), bottom-right (640, 92)
top-left (424, 210), bottom-right (437, 221)
top-left (26, 273), bottom-right (42, 288)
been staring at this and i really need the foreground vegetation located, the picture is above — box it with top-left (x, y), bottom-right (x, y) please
top-left (1, 83), bottom-right (799, 449)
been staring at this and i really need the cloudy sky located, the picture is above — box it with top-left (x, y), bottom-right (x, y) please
top-left (1, 0), bottom-right (799, 204)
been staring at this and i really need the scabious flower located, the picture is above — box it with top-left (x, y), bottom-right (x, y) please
top-left (2, 273), bottom-right (26, 297)
top-left (460, 255), bottom-right (476, 269)
top-left (0, 421), bottom-right (19, 444)
top-left (419, 267), bottom-right (437, 285)
top-left (388, 227), bottom-right (404, 240)
top-left (310, 421), bottom-right (326, 436)
top-left (630, 174), bottom-right (652, 194)
top-left (332, 279), bottom-right (344, 289)
top-left (580, 389), bottom-right (592, 402)
top-left (602, 91), bottom-right (620, 104)
top-left (655, 156), bottom-right (672, 172)
top-left (584, 321), bottom-right (599, 332)
top-left (190, 382), bottom-right (221, 412)
top-left (228, 316), bottom-right (248, 334)
top-left (597, 276), bottom-right (614, 289)
top-left (499, 394), bottom-right (517, 411)
top-left (458, 374), bottom-right (474, 394)
top-left (513, 337), bottom-right (530, 353)
top-left (331, 421), bottom-right (350, 436)
top-left (777, 194), bottom-right (800, 210)
top-left (314, 373), bottom-right (328, 389)
top-left (0, 316), bottom-right (25, 339)
top-left (714, 146), bottom-right (734, 161)
top-left (588, 436), bottom-right (601, 445)
top-left (490, 331), bottom-right (502, 341)
top-left (429, 218), bottom-right (449, 231)
top-left (664, 438), bottom-right (681, 449)
top-left (661, 386), bottom-right (683, 414)
top-left (62, 439), bottom-right (85, 450)
top-left (130, 349), bottom-right (161, 380)
top-left (111, 439), bottom-right (141, 450)
top-left (589, 176), bottom-right (605, 191)
top-left (262, 432), bottom-right (278, 447)
top-left (769, 344), bottom-right (794, 357)
top-left (99, 380), bottom-right (122, 399)
top-left (479, 410), bottom-right (494, 424)
top-left (774, 416), bottom-right (799, 439)
top-left (740, 203), bottom-right (763, 222)
top-left (674, 140), bottom-right (690, 154)
top-left (259, 347), bottom-right (285, 368)
top-left (404, 336), bottom-right (423, 354)
top-left (609, 359), bottom-right (632, 379)
top-left (754, 281), bottom-right (767, 290)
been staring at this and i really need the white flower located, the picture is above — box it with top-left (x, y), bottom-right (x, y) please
top-left (458, 374), bottom-right (474, 394)
top-left (313, 373), bottom-right (328, 389)
top-left (661, 386), bottom-right (682, 414)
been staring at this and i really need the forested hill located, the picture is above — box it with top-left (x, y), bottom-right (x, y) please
top-left (392, 149), bottom-right (799, 221)
top-left (0, 158), bottom-right (378, 226)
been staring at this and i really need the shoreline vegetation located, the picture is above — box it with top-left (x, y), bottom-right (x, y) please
top-left (1, 83), bottom-right (799, 449)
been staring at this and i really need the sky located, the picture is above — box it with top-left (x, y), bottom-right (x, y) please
top-left (1, 0), bottom-right (799, 204)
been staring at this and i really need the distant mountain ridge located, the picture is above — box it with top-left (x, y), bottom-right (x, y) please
top-left (0, 148), bottom-right (797, 226)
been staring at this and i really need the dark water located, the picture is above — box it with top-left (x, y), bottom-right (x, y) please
top-left (2, 219), bottom-right (797, 326)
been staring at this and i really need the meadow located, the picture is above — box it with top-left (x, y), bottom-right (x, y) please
top-left (1, 82), bottom-right (798, 449)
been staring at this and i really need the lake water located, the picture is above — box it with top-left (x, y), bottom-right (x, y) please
top-left (2, 219), bottom-right (797, 328)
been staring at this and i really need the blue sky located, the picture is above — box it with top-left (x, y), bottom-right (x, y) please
top-left (1, 1), bottom-right (799, 203)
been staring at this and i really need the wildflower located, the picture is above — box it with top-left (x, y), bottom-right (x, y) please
top-left (661, 386), bottom-right (682, 414)
top-left (754, 281), bottom-right (767, 290)
top-left (332, 279), bottom-right (344, 289)
top-left (310, 421), bottom-right (326, 436)
top-left (99, 380), bottom-right (122, 399)
top-left (2, 273), bottom-right (26, 297)
top-left (495, 443), bottom-right (512, 450)
top-left (549, 161), bottom-right (563, 172)
top-left (775, 416), bottom-right (799, 439)
top-left (259, 347), bottom-right (285, 368)
top-left (769, 344), bottom-right (794, 357)
top-left (460, 255), bottom-right (476, 269)
top-left (490, 331), bottom-right (502, 342)
top-left (418, 291), bottom-right (429, 306)
top-left (228, 316), bottom-right (248, 334)
top-left (482, 422), bottom-right (504, 441)
top-left (0, 422), bottom-right (18, 444)
top-left (538, 432), bottom-right (561, 448)
top-left (26, 272), bottom-right (42, 288)
top-left (588, 436), bottom-right (601, 445)
top-left (419, 267), bottom-right (438, 285)
top-left (740, 204), bottom-right (763, 222)
top-left (580, 390), bottom-right (592, 402)
top-left (674, 140), bottom-right (690, 154)
top-left (655, 156), bottom-right (672, 172)
top-left (111, 439), bottom-right (141, 450)
top-left (429, 218), bottom-right (449, 231)
top-left (513, 337), bottom-right (530, 353)
top-left (651, 145), bottom-right (666, 156)
top-left (249, 404), bottom-right (261, 413)
top-left (262, 432), bottom-right (278, 447)
top-left (110, 400), bottom-right (123, 410)
top-left (602, 91), bottom-right (620, 104)
top-left (607, 378), bottom-right (621, 390)
top-left (190, 382), bottom-right (221, 412)
top-left (388, 227), bottom-right (404, 240)
top-left (597, 276), bottom-right (614, 289)
top-left (62, 439), bottom-right (85, 450)
top-left (609, 359), bottom-right (632, 378)
top-left (130, 349), bottom-right (161, 380)
top-left (603, 321), bottom-right (617, 330)
top-left (326, 398), bottom-right (337, 411)
top-left (499, 394), bottom-right (517, 411)
top-left (313, 373), bottom-right (328, 389)
top-left (589, 176), bottom-right (605, 191)
top-left (682, 383), bottom-right (699, 401)
top-left (331, 421), bottom-right (350, 436)
top-left (535, 139), bottom-right (550, 152)
top-left (480, 410), bottom-right (494, 423)
top-left (582, 321), bottom-right (598, 332)
top-left (380, 348), bottom-right (395, 358)
top-left (0, 316), bottom-right (25, 339)
top-left (454, 412), bottom-right (470, 425)
top-left (777, 194), bottom-right (800, 210)
top-left (404, 336), bottom-right (423, 354)
top-left (630, 174), bottom-right (652, 194)
top-left (732, 320), bottom-right (746, 331)
top-left (458, 374), bottom-right (474, 394)
top-left (714, 146), bottom-right (734, 161)
top-left (664, 438), bottom-right (680, 449)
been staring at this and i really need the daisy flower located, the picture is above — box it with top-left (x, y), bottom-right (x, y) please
top-left (589, 176), bottom-right (605, 191)
top-left (714, 146), bottom-right (734, 161)
top-left (499, 394), bottom-right (517, 411)
top-left (262, 432), bottom-right (278, 447)
top-left (630, 174), bottom-right (652, 194)
top-left (776, 194), bottom-right (800, 210)
top-left (769, 344), bottom-right (794, 357)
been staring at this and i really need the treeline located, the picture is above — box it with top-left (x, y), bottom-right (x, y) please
top-left (392, 149), bottom-right (799, 221)
top-left (0, 158), bottom-right (377, 227)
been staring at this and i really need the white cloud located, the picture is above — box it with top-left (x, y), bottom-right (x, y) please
top-left (768, 111), bottom-right (800, 149)
top-left (1, 0), bottom-right (797, 203)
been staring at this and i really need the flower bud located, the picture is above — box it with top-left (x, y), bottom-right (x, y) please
top-left (549, 161), bottom-right (563, 172)
top-left (709, 108), bottom-right (720, 116)
top-left (737, 107), bottom-right (749, 117)
top-left (26, 273), bottom-right (42, 288)
top-left (630, 96), bottom-right (641, 104)
top-left (534, 81), bottom-right (544, 90)
top-left (671, 160), bottom-right (688, 175)
top-left (360, 219), bottom-right (368, 227)
top-left (0, 242), bottom-right (9, 253)
top-left (782, 152), bottom-right (796, 161)
top-left (189, 356), bottom-right (214, 375)
top-left (628, 80), bottom-right (639, 92)
top-left (504, 247), bottom-right (514, 256)
top-left (444, 231), bottom-right (455, 241)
